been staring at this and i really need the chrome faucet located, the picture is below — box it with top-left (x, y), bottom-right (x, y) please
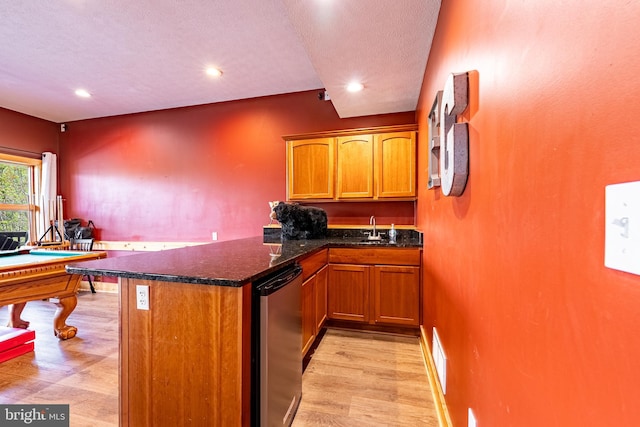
top-left (367, 215), bottom-right (382, 240)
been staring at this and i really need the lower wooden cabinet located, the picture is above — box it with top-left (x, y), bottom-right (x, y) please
top-left (300, 247), bottom-right (420, 353)
top-left (299, 250), bottom-right (328, 357)
top-left (301, 274), bottom-right (316, 356)
top-left (327, 264), bottom-right (370, 322)
top-left (372, 265), bottom-right (420, 326)
top-left (327, 248), bottom-right (421, 328)
top-left (314, 265), bottom-right (328, 331)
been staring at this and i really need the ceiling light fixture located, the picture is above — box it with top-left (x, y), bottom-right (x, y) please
top-left (74, 89), bottom-right (91, 98)
top-left (206, 67), bottom-right (223, 77)
top-left (346, 82), bottom-right (364, 92)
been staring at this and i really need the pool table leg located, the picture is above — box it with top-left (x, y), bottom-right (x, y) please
top-left (52, 295), bottom-right (78, 340)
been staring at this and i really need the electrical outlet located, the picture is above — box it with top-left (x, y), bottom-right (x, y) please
top-left (136, 285), bottom-right (149, 310)
top-left (468, 408), bottom-right (477, 427)
top-left (211, 231), bottom-right (218, 241)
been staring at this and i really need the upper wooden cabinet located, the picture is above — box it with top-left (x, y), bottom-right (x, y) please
top-left (375, 131), bottom-right (416, 198)
top-left (284, 125), bottom-right (416, 201)
top-left (287, 138), bottom-right (335, 200)
top-left (336, 134), bottom-right (374, 199)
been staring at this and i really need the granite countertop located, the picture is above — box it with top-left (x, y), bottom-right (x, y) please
top-left (65, 234), bottom-right (422, 288)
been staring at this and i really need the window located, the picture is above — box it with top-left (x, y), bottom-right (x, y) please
top-left (0, 153), bottom-right (41, 247)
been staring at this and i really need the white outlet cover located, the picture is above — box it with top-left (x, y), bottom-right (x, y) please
top-left (136, 285), bottom-right (149, 310)
top-left (605, 181), bottom-right (640, 276)
top-left (468, 408), bottom-right (477, 427)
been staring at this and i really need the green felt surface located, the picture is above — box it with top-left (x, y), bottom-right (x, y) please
top-left (0, 250), bottom-right (89, 268)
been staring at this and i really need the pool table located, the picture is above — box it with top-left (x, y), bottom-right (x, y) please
top-left (0, 249), bottom-right (107, 339)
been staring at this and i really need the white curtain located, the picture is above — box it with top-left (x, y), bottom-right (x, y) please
top-left (39, 152), bottom-right (58, 241)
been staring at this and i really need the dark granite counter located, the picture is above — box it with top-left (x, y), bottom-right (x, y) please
top-left (66, 234), bottom-right (422, 287)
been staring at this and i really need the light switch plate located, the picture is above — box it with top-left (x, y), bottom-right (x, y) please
top-left (605, 181), bottom-right (640, 275)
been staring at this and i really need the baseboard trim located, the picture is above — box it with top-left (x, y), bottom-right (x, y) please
top-left (93, 240), bottom-right (207, 252)
top-left (78, 279), bottom-right (118, 293)
top-left (419, 325), bottom-right (452, 427)
top-left (326, 319), bottom-right (420, 336)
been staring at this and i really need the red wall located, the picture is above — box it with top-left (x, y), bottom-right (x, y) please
top-left (0, 107), bottom-right (58, 157)
top-left (58, 90), bottom-right (415, 242)
top-left (416, 1), bottom-right (640, 426)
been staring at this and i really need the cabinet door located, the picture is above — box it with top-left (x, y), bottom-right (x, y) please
top-left (374, 131), bottom-right (416, 198)
top-left (287, 138), bottom-right (335, 200)
top-left (372, 265), bottom-right (420, 326)
top-left (314, 265), bottom-right (328, 331)
top-left (327, 264), bottom-right (370, 322)
top-left (336, 134), bottom-right (374, 199)
top-left (301, 274), bottom-right (316, 356)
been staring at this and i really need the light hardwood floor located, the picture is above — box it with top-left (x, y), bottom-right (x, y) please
top-left (0, 291), bottom-right (118, 427)
top-left (0, 292), bottom-right (438, 426)
top-left (294, 328), bottom-right (438, 426)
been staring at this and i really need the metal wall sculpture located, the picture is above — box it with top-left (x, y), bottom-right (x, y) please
top-left (428, 72), bottom-right (470, 196)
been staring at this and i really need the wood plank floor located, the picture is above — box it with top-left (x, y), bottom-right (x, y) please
top-left (0, 291), bottom-right (118, 427)
top-left (294, 328), bottom-right (439, 427)
top-left (0, 292), bottom-right (438, 426)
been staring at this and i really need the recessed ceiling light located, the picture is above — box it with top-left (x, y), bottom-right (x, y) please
top-left (74, 89), bottom-right (91, 98)
top-left (346, 82), bottom-right (364, 92)
top-left (206, 67), bottom-right (223, 77)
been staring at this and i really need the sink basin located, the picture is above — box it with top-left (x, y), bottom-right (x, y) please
top-left (358, 239), bottom-right (385, 245)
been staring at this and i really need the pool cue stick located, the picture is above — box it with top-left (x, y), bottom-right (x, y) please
top-left (41, 195), bottom-right (46, 242)
top-left (57, 195), bottom-right (64, 241)
top-left (28, 194), bottom-right (36, 245)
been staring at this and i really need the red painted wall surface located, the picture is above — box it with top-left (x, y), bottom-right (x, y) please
top-left (416, 1), bottom-right (640, 426)
top-left (0, 107), bottom-right (58, 157)
top-left (58, 90), bottom-right (415, 242)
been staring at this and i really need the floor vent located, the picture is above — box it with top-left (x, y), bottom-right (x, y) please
top-left (432, 327), bottom-right (447, 394)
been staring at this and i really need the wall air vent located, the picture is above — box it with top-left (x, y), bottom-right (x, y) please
top-left (432, 327), bottom-right (447, 395)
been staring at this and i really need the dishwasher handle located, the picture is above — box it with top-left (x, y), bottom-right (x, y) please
top-left (254, 264), bottom-right (302, 296)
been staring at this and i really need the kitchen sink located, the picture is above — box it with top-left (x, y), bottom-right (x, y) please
top-left (358, 239), bottom-right (386, 245)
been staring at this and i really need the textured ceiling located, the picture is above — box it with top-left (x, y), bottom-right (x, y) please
top-left (0, 0), bottom-right (440, 123)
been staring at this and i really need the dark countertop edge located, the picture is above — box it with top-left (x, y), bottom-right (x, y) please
top-left (65, 261), bottom-right (300, 288)
top-left (65, 237), bottom-right (422, 288)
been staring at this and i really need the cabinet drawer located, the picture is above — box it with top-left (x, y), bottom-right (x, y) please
top-left (299, 249), bottom-right (328, 281)
top-left (328, 248), bottom-right (420, 266)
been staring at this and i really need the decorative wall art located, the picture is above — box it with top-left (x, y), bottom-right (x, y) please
top-left (428, 72), bottom-right (470, 196)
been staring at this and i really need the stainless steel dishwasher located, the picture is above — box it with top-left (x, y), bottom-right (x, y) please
top-left (252, 263), bottom-right (303, 427)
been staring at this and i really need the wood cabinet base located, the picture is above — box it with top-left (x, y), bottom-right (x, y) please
top-left (119, 278), bottom-right (252, 427)
top-left (327, 248), bottom-right (421, 329)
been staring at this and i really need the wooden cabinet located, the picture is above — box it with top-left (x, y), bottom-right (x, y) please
top-left (314, 264), bottom-right (328, 331)
top-left (286, 137), bottom-right (335, 200)
top-left (336, 134), bottom-right (374, 199)
top-left (284, 125), bottom-right (416, 201)
top-left (299, 250), bottom-right (328, 356)
top-left (328, 248), bottom-right (420, 327)
top-left (301, 274), bottom-right (316, 356)
top-left (375, 131), bottom-right (416, 198)
top-left (327, 263), bottom-right (370, 322)
top-left (372, 265), bottom-right (420, 326)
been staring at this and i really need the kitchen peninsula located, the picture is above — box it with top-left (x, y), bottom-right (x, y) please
top-left (66, 233), bottom-right (422, 427)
